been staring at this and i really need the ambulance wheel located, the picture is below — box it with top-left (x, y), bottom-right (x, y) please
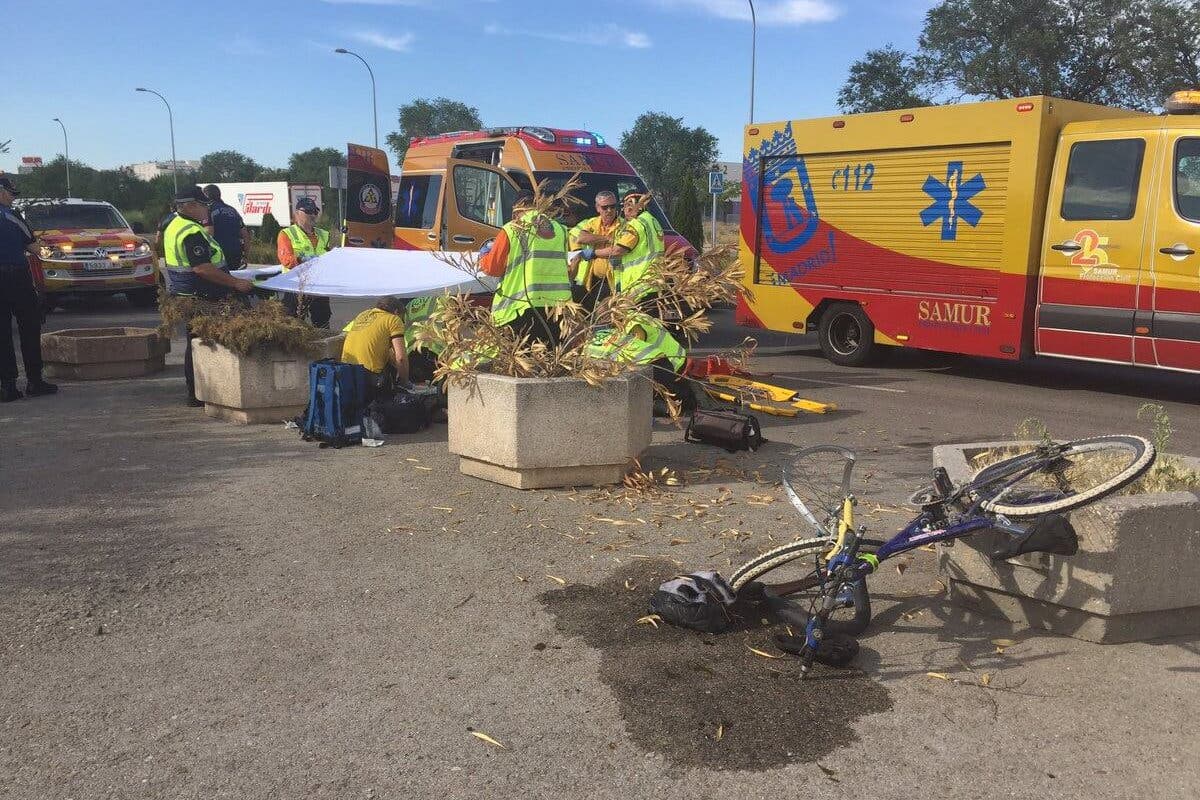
top-left (818, 303), bottom-right (875, 367)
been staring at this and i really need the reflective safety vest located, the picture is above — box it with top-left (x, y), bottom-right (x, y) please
top-left (282, 224), bottom-right (330, 272)
top-left (491, 213), bottom-right (572, 326)
top-left (404, 295), bottom-right (445, 355)
top-left (613, 214), bottom-right (663, 298)
top-left (162, 215), bottom-right (225, 297)
top-left (585, 316), bottom-right (686, 373)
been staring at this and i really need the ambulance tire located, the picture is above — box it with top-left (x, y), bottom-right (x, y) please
top-left (818, 303), bottom-right (875, 367)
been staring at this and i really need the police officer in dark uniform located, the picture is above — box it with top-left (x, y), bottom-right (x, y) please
top-left (203, 184), bottom-right (250, 268)
top-left (160, 186), bottom-right (254, 405)
top-left (0, 175), bottom-right (57, 402)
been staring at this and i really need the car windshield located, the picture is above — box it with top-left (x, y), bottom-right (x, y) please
top-left (532, 171), bottom-right (673, 232)
top-left (22, 203), bottom-right (128, 232)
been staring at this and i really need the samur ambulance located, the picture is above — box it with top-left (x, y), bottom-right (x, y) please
top-left (389, 126), bottom-right (693, 255)
top-left (737, 91), bottom-right (1200, 373)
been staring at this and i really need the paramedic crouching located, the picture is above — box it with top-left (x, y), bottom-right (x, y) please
top-left (341, 296), bottom-right (409, 397)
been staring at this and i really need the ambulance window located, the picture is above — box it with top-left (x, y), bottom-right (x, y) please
top-left (395, 175), bottom-right (442, 229)
top-left (1175, 138), bottom-right (1200, 222)
top-left (453, 165), bottom-right (506, 227)
top-left (1061, 138), bottom-right (1145, 221)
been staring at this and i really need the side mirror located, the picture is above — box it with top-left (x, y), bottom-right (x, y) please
top-left (130, 221), bottom-right (146, 234)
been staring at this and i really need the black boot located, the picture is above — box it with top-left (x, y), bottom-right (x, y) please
top-left (0, 382), bottom-right (22, 402)
top-left (25, 377), bottom-right (59, 396)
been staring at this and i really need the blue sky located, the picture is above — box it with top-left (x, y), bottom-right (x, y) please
top-left (1, 0), bottom-right (935, 174)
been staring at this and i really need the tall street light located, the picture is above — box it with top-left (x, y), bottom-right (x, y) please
top-left (747, 0), bottom-right (757, 123)
top-left (135, 87), bottom-right (178, 195)
top-left (335, 48), bottom-right (378, 148)
top-left (51, 118), bottom-right (70, 198)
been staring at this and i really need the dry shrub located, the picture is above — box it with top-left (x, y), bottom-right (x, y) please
top-left (971, 410), bottom-right (1200, 496)
top-left (159, 293), bottom-right (323, 358)
top-left (412, 174), bottom-right (755, 416)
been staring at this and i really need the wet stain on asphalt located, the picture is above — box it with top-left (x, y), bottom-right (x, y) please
top-left (541, 560), bottom-right (892, 772)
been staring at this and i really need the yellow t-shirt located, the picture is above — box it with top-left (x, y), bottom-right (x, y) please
top-left (571, 216), bottom-right (635, 286)
top-left (341, 308), bottom-right (405, 374)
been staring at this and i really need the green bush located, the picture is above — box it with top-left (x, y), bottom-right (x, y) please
top-left (671, 174), bottom-right (704, 251)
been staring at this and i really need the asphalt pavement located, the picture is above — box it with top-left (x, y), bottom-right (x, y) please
top-left (2, 294), bottom-right (1197, 799)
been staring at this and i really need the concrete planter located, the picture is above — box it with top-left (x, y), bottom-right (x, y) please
top-left (448, 371), bottom-right (653, 489)
top-left (934, 442), bottom-right (1200, 643)
top-left (41, 327), bottom-right (170, 380)
top-left (192, 334), bottom-right (344, 425)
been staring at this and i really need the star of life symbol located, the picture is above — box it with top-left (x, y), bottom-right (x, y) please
top-left (920, 161), bottom-right (986, 241)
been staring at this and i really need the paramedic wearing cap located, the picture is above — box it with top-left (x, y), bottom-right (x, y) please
top-left (162, 186), bottom-right (255, 405)
top-left (0, 175), bottom-right (57, 403)
top-left (277, 196), bottom-right (332, 328)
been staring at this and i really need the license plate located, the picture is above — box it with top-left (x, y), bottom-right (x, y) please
top-left (84, 260), bottom-right (116, 271)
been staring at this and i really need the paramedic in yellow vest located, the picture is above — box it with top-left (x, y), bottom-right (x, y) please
top-left (478, 194), bottom-right (572, 347)
top-left (161, 186), bottom-right (254, 406)
top-left (569, 191), bottom-right (633, 311)
top-left (277, 196), bottom-right (333, 328)
top-left (341, 296), bottom-right (409, 397)
top-left (617, 192), bottom-right (664, 298)
top-left (402, 294), bottom-right (445, 383)
top-left (586, 314), bottom-right (693, 415)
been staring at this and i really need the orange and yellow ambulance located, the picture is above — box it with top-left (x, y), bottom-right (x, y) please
top-left (388, 126), bottom-right (693, 256)
top-left (738, 91), bottom-right (1200, 373)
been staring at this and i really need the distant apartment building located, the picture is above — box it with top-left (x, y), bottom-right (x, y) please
top-left (128, 160), bottom-right (201, 181)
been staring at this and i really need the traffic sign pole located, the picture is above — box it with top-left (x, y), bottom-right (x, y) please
top-left (708, 169), bottom-right (724, 247)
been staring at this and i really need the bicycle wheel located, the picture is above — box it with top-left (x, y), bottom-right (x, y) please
top-left (972, 435), bottom-right (1155, 518)
top-left (729, 537), bottom-right (882, 636)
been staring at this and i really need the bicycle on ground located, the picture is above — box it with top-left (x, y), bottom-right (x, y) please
top-left (729, 436), bottom-right (1156, 677)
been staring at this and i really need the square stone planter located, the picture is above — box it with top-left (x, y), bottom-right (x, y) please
top-left (448, 371), bottom-right (653, 489)
top-left (41, 327), bottom-right (170, 380)
top-left (934, 442), bottom-right (1200, 643)
top-left (192, 334), bottom-right (345, 425)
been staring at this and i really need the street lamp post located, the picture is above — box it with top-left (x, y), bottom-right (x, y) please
top-left (747, 0), bottom-right (757, 123)
top-left (335, 48), bottom-right (379, 148)
top-left (135, 87), bottom-right (178, 195)
top-left (51, 118), bottom-right (70, 198)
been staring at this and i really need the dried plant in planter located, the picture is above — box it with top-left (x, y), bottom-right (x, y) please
top-left (159, 293), bottom-right (323, 358)
top-left (410, 175), bottom-right (756, 417)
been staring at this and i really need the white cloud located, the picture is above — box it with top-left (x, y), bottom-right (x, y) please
top-left (654, 0), bottom-right (840, 25)
top-left (351, 30), bottom-right (415, 51)
top-left (484, 22), bottom-right (652, 49)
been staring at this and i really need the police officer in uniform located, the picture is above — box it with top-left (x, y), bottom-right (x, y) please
top-left (0, 175), bottom-right (56, 402)
top-left (161, 186), bottom-right (254, 405)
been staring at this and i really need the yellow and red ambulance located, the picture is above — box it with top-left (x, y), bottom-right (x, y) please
top-left (20, 198), bottom-right (158, 310)
top-left (738, 91), bottom-right (1200, 373)
top-left (389, 126), bottom-right (693, 255)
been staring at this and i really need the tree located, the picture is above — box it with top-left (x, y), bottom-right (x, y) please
top-left (287, 147), bottom-right (345, 185)
top-left (619, 113), bottom-right (718, 212)
top-left (671, 173), bottom-right (704, 251)
top-left (385, 97), bottom-right (482, 162)
top-left (838, 45), bottom-right (934, 113)
top-left (197, 150), bottom-right (263, 182)
top-left (839, 0), bottom-right (1200, 112)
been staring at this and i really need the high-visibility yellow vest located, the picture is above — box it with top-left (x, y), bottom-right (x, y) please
top-left (404, 295), bottom-right (445, 355)
top-left (282, 224), bottom-right (330, 272)
top-left (162, 215), bottom-right (225, 296)
top-left (613, 214), bottom-right (663, 298)
top-left (585, 316), bottom-right (686, 372)
top-left (491, 213), bottom-right (572, 326)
